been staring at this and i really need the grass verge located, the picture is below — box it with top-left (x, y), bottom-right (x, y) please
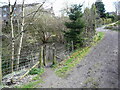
top-left (54, 32), bottom-right (105, 77)
top-left (104, 21), bottom-right (120, 31)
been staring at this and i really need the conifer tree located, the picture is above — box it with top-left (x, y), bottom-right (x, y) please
top-left (95, 0), bottom-right (106, 18)
top-left (64, 4), bottom-right (85, 48)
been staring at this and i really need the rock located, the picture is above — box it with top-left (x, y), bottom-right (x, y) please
top-left (6, 78), bottom-right (16, 86)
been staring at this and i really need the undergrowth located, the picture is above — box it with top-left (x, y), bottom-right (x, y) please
top-left (29, 68), bottom-right (44, 75)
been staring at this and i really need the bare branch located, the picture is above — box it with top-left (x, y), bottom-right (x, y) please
top-left (31, 0), bottom-right (46, 20)
top-left (9, 0), bottom-right (17, 15)
top-left (11, 0), bottom-right (17, 14)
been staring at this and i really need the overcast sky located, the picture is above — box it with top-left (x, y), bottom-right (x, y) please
top-left (0, 0), bottom-right (118, 16)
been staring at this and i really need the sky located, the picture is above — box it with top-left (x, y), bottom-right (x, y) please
top-left (0, 0), bottom-right (119, 16)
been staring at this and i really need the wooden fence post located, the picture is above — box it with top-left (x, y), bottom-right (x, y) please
top-left (67, 43), bottom-right (70, 53)
top-left (43, 45), bottom-right (46, 66)
top-left (0, 10), bottom-right (2, 85)
top-left (71, 41), bottom-right (74, 52)
top-left (52, 47), bottom-right (57, 65)
top-left (39, 46), bottom-right (43, 68)
top-left (0, 54), bottom-right (2, 85)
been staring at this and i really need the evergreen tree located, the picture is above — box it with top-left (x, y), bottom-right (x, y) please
top-left (64, 4), bottom-right (85, 48)
top-left (95, 0), bottom-right (106, 18)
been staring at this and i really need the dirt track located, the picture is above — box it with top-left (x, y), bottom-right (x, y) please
top-left (38, 26), bottom-right (118, 88)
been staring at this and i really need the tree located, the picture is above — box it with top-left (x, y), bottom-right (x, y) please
top-left (114, 1), bottom-right (120, 20)
top-left (114, 1), bottom-right (120, 15)
top-left (16, 1), bottom-right (46, 69)
top-left (64, 4), bottom-right (85, 49)
top-left (1, 0), bottom-right (47, 76)
top-left (105, 12), bottom-right (115, 22)
top-left (95, 0), bottom-right (106, 18)
top-left (26, 9), bottom-right (65, 66)
top-left (82, 4), bottom-right (97, 46)
top-left (17, 0), bottom-right (25, 70)
top-left (9, 0), bottom-right (17, 73)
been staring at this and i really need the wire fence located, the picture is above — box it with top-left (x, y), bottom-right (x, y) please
top-left (2, 43), bottom-right (71, 80)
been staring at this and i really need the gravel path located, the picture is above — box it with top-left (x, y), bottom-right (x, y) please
top-left (38, 27), bottom-right (118, 88)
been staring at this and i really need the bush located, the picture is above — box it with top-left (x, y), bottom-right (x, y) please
top-left (93, 32), bottom-right (104, 42)
top-left (29, 68), bottom-right (44, 75)
top-left (116, 21), bottom-right (120, 25)
top-left (103, 18), bottom-right (112, 24)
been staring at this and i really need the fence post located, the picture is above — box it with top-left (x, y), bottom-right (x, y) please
top-left (0, 10), bottom-right (2, 85)
top-left (67, 43), bottom-right (70, 53)
top-left (43, 45), bottom-right (46, 66)
top-left (71, 41), bottom-right (74, 52)
top-left (0, 57), bottom-right (2, 85)
top-left (52, 47), bottom-right (57, 65)
top-left (39, 46), bottom-right (43, 68)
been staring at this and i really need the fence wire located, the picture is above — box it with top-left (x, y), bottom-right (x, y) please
top-left (2, 43), bottom-right (71, 78)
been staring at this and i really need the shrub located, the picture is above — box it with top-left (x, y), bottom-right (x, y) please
top-left (29, 68), bottom-right (44, 75)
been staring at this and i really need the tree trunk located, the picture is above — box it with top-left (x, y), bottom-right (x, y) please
top-left (17, 0), bottom-right (25, 70)
top-left (10, 6), bottom-right (14, 73)
top-left (17, 19), bottom-right (20, 33)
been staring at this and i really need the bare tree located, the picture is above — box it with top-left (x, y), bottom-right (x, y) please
top-left (8, 0), bottom-right (17, 72)
top-left (83, 4), bottom-right (97, 46)
top-left (114, 1), bottom-right (120, 15)
top-left (17, 0), bottom-right (25, 70)
top-left (16, 0), bottom-right (46, 69)
top-left (26, 9), bottom-right (67, 66)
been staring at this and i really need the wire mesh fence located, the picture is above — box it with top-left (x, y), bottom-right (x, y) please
top-left (1, 42), bottom-right (71, 79)
top-left (2, 51), bottom-right (38, 76)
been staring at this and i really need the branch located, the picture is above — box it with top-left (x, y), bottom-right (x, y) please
top-left (11, 0), bottom-right (17, 14)
top-left (31, 0), bottom-right (46, 20)
top-left (8, 0), bottom-right (10, 6)
top-left (19, 61), bottom-right (39, 80)
top-left (24, 8), bottom-right (42, 17)
top-left (9, 0), bottom-right (17, 15)
top-left (22, 0), bottom-right (25, 10)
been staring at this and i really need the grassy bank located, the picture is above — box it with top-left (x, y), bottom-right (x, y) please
top-left (104, 21), bottom-right (120, 31)
top-left (54, 32), bottom-right (105, 77)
